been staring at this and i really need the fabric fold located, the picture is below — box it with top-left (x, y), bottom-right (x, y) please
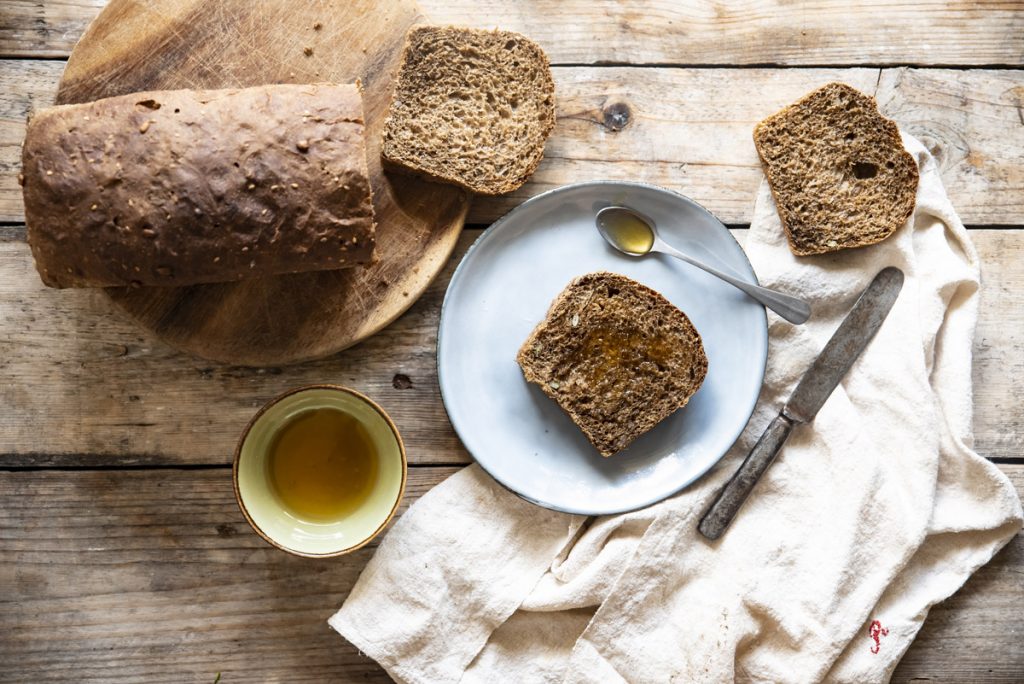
top-left (329, 465), bottom-right (583, 684)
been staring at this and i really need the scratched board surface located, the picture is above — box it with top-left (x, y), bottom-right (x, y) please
top-left (51, 0), bottom-right (469, 365)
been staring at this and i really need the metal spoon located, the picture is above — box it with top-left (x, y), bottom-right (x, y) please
top-left (595, 206), bottom-right (811, 324)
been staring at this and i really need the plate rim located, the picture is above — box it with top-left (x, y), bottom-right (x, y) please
top-left (437, 180), bottom-right (768, 516)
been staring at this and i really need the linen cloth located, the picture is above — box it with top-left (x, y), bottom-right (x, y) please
top-left (330, 134), bottom-right (1022, 683)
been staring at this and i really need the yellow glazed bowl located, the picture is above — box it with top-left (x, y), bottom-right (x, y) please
top-left (233, 385), bottom-right (406, 557)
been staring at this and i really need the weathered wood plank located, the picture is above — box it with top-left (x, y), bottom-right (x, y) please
top-left (0, 230), bottom-right (474, 467)
top-left (480, 66), bottom-right (1024, 226)
top-left (3, 63), bottom-right (1023, 226)
top-left (2, 0), bottom-right (1023, 65)
top-left (2, 228), bottom-right (1022, 465)
top-left (876, 68), bottom-right (1024, 228)
top-left (974, 230), bottom-right (1024, 461)
top-left (0, 466), bottom-right (460, 683)
top-left (0, 59), bottom-right (61, 221)
top-left (0, 464), bottom-right (1020, 682)
top-left (0, 0), bottom-right (106, 58)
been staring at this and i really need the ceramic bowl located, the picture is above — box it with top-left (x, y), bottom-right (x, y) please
top-left (233, 385), bottom-right (406, 557)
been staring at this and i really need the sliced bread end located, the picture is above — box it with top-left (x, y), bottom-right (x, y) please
top-left (381, 25), bottom-right (556, 196)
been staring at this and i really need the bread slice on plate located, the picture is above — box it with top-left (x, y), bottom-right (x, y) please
top-left (381, 25), bottom-right (556, 196)
top-left (516, 272), bottom-right (708, 457)
top-left (753, 82), bottom-right (918, 256)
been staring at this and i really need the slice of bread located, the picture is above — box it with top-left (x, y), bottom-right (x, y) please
top-left (381, 25), bottom-right (556, 196)
top-left (516, 272), bottom-right (708, 457)
top-left (753, 82), bottom-right (918, 256)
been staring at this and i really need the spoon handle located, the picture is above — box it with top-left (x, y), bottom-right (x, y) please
top-left (654, 240), bottom-right (811, 324)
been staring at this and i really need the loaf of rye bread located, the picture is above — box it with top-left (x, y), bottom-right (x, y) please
top-left (21, 83), bottom-right (375, 288)
top-left (517, 272), bottom-right (708, 457)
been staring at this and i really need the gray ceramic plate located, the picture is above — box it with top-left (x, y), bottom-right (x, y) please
top-left (437, 181), bottom-right (767, 515)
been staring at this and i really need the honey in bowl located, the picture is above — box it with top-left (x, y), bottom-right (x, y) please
top-left (267, 407), bottom-right (380, 522)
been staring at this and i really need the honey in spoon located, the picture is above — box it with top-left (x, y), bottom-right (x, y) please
top-left (596, 207), bottom-right (655, 255)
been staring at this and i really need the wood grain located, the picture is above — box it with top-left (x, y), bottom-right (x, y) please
top-left (0, 466), bottom-right (459, 683)
top-left (486, 66), bottom-right (1024, 227)
top-left (41, 0), bottom-right (470, 365)
top-left (0, 464), bottom-right (1020, 682)
top-left (2, 228), bottom-right (1023, 466)
top-left (4, 64), bottom-right (1023, 227)
top-left (0, 59), bottom-right (61, 222)
top-left (0, 228), bottom-right (474, 467)
top-left (3, 0), bottom-right (1023, 65)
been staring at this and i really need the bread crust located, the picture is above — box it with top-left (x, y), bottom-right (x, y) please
top-left (753, 82), bottom-right (918, 256)
top-left (516, 272), bottom-right (708, 457)
top-left (22, 83), bottom-right (375, 288)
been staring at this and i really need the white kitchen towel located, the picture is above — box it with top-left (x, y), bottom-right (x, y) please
top-left (330, 134), bottom-right (1022, 683)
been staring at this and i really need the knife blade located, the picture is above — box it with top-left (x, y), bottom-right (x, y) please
top-left (697, 266), bottom-right (904, 541)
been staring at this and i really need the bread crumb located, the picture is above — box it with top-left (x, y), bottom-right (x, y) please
top-left (139, 120), bottom-right (152, 133)
top-left (313, 22), bottom-right (322, 30)
top-left (296, 139), bottom-right (310, 152)
top-left (303, 46), bottom-right (313, 56)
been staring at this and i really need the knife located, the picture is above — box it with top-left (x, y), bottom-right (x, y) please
top-left (697, 266), bottom-right (905, 541)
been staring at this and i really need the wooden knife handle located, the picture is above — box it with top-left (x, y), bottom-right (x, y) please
top-left (698, 413), bottom-right (794, 541)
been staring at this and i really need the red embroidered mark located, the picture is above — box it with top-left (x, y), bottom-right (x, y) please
top-left (868, 620), bottom-right (889, 654)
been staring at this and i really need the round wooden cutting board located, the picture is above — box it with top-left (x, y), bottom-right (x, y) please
top-left (55, 0), bottom-right (469, 365)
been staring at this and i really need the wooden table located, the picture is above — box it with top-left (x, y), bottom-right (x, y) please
top-left (1, 1), bottom-right (1022, 681)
